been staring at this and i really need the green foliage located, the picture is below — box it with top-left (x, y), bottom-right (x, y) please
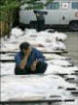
top-left (0, 0), bottom-right (54, 21)
top-left (0, 0), bottom-right (54, 36)
top-left (25, 2), bottom-right (44, 10)
top-left (0, 0), bottom-right (20, 21)
top-left (0, 0), bottom-right (54, 11)
top-left (21, 0), bottom-right (54, 9)
top-left (0, 0), bottom-right (20, 10)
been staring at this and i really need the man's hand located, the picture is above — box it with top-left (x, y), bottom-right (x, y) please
top-left (31, 59), bottom-right (38, 71)
top-left (20, 47), bottom-right (32, 70)
top-left (25, 47), bottom-right (31, 57)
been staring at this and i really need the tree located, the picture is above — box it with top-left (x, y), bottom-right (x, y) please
top-left (0, 0), bottom-right (20, 37)
top-left (0, 0), bottom-right (53, 37)
top-left (0, 0), bottom-right (54, 21)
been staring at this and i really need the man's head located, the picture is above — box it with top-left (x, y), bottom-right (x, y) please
top-left (20, 42), bottom-right (30, 54)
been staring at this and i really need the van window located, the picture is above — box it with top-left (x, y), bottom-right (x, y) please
top-left (72, 2), bottom-right (78, 9)
top-left (46, 2), bottom-right (59, 9)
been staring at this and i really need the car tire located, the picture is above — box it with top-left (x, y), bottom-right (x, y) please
top-left (69, 22), bottom-right (78, 31)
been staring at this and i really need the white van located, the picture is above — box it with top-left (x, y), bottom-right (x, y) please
top-left (19, 0), bottom-right (78, 31)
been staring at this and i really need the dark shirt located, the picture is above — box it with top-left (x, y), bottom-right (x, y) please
top-left (34, 10), bottom-right (47, 21)
top-left (36, 13), bottom-right (44, 21)
top-left (15, 48), bottom-right (46, 68)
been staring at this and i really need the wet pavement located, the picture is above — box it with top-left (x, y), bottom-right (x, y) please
top-left (60, 32), bottom-right (78, 105)
top-left (66, 32), bottom-right (78, 103)
top-left (65, 32), bottom-right (78, 66)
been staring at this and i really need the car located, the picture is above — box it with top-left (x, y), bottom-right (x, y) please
top-left (19, 0), bottom-right (78, 31)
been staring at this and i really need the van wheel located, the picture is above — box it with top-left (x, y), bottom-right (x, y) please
top-left (69, 22), bottom-right (78, 31)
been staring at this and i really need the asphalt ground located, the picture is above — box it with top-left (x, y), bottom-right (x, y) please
top-left (64, 32), bottom-right (78, 66)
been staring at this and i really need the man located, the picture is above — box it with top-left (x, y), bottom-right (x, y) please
top-left (34, 10), bottom-right (47, 31)
top-left (15, 42), bottom-right (47, 75)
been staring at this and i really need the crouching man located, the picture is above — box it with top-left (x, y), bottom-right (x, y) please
top-left (15, 42), bottom-right (47, 75)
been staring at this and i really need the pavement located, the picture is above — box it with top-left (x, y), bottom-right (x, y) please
top-left (65, 32), bottom-right (78, 66)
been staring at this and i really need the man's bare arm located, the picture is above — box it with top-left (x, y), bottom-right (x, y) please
top-left (20, 55), bottom-right (29, 69)
top-left (19, 48), bottom-right (31, 69)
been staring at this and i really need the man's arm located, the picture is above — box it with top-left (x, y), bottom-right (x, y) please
top-left (15, 54), bottom-right (29, 70)
top-left (19, 54), bottom-right (29, 69)
top-left (15, 49), bottom-right (31, 70)
top-left (20, 48), bottom-right (32, 69)
top-left (31, 59), bottom-right (38, 71)
top-left (30, 49), bottom-right (45, 71)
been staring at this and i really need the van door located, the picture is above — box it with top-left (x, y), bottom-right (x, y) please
top-left (60, 2), bottom-right (70, 25)
top-left (44, 2), bottom-right (60, 25)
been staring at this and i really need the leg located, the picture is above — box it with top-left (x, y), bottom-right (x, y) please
top-left (14, 66), bottom-right (31, 75)
top-left (36, 62), bottom-right (47, 74)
